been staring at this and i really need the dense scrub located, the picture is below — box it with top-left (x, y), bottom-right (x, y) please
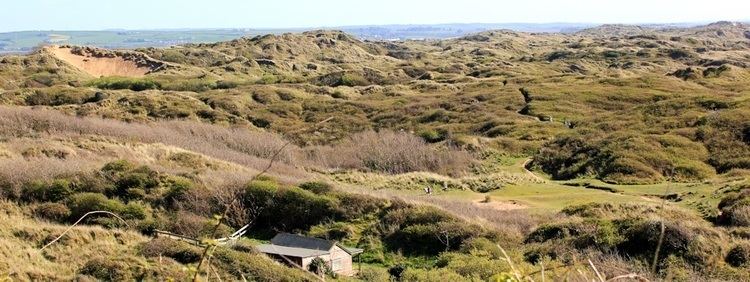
top-left (523, 203), bottom-right (750, 280)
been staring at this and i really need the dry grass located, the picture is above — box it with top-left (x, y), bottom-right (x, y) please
top-left (0, 200), bottom-right (151, 280)
top-left (0, 106), bottom-right (310, 182)
top-left (308, 130), bottom-right (473, 176)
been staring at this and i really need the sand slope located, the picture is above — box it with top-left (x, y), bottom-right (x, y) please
top-left (45, 45), bottom-right (155, 77)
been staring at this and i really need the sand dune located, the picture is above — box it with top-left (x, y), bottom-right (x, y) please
top-left (45, 45), bottom-right (156, 77)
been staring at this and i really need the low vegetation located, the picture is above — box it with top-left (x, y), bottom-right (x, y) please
top-left (1, 22), bottom-right (749, 280)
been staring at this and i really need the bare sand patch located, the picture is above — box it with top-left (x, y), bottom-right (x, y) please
top-left (45, 45), bottom-right (163, 77)
top-left (473, 199), bottom-right (527, 211)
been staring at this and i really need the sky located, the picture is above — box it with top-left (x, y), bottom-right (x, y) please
top-left (2, 0), bottom-right (749, 32)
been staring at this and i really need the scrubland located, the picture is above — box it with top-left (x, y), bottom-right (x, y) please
top-left (0, 22), bottom-right (749, 281)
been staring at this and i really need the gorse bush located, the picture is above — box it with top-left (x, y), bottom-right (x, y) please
top-left (718, 188), bottom-right (750, 227)
top-left (88, 77), bottom-right (160, 91)
top-left (535, 131), bottom-right (715, 184)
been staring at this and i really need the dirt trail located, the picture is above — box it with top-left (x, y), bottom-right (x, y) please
top-left (45, 46), bottom-right (155, 77)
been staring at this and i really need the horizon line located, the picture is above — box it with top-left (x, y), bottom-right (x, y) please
top-left (1, 20), bottom-right (748, 34)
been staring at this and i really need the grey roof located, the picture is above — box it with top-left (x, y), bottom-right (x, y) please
top-left (259, 233), bottom-right (364, 258)
top-left (271, 233), bottom-right (335, 251)
top-left (256, 244), bottom-right (329, 258)
top-left (341, 246), bottom-right (364, 255)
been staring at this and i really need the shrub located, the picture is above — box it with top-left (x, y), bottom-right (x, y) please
top-left (65, 193), bottom-right (126, 222)
top-left (78, 257), bottom-right (133, 281)
top-left (718, 189), bottom-right (750, 227)
top-left (21, 179), bottom-right (73, 202)
top-left (88, 77), bottom-right (160, 91)
top-left (141, 237), bottom-right (202, 264)
top-left (214, 80), bottom-right (238, 89)
top-left (121, 201), bottom-right (148, 220)
top-left (400, 268), bottom-right (466, 282)
top-left (102, 160), bottom-right (136, 174)
top-left (418, 128), bottom-right (450, 143)
top-left (25, 90), bottom-right (88, 106)
top-left (33, 202), bottom-right (72, 222)
top-left (211, 247), bottom-right (310, 281)
top-left (162, 176), bottom-right (195, 206)
top-left (384, 209), bottom-right (485, 255)
top-left (546, 50), bottom-right (573, 61)
top-left (299, 181), bottom-right (333, 194)
top-left (357, 267), bottom-right (391, 282)
top-left (308, 257), bottom-right (331, 276)
top-left (334, 192), bottom-right (388, 220)
top-left (436, 252), bottom-right (510, 280)
top-left (618, 220), bottom-right (707, 265)
top-left (726, 243), bottom-right (750, 267)
top-left (249, 185), bottom-right (338, 232)
top-left (113, 166), bottom-right (159, 197)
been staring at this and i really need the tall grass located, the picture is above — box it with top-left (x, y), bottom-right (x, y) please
top-left (0, 106), bottom-right (306, 178)
top-left (0, 107), bottom-right (471, 180)
top-left (308, 130), bottom-right (472, 176)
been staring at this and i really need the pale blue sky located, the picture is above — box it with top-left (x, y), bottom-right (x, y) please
top-left (2, 0), bottom-right (749, 32)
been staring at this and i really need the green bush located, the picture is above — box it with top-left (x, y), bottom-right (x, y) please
top-left (102, 160), bottom-right (136, 173)
top-left (78, 257), bottom-right (134, 281)
top-left (65, 193), bottom-right (126, 222)
top-left (436, 252), bottom-right (510, 280)
top-left (418, 128), bottom-right (450, 143)
top-left (113, 166), bottom-right (159, 197)
top-left (400, 268), bottom-right (467, 282)
top-left (160, 79), bottom-right (215, 92)
top-left (121, 201), bottom-right (149, 220)
top-left (88, 77), bottom-right (160, 91)
top-left (211, 247), bottom-right (310, 281)
top-left (718, 189), bottom-right (750, 227)
top-left (357, 267), bottom-right (391, 282)
top-left (214, 80), bottom-right (238, 89)
top-left (334, 192), bottom-right (388, 220)
top-left (141, 238), bottom-right (202, 264)
top-left (299, 181), bottom-right (333, 194)
top-left (33, 202), bottom-right (72, 222)
top-left (25, 89), bottom-right (88, 106)
top-left (242, 178), bottom-right (350, 232)
top-left (21, 179), bottom-right (73, 202)
top-left (726, 243), bottom-right (750, 267)
top-left (162, 176), bottom-right (195, 206)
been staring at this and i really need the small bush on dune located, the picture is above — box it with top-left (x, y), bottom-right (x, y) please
top-left (21, 179), bottom-right (73, 202)
top-left (88, 77), bottom-right (160, 91)
top-left (726, 243), bottom-right (750, 267)
top-left (298, 181), bottom-right (333, 194)
top-left (358, 267), bottom-right (391, 282)
top-left (536, 132), bottom-right (714, 184)
top-left (78, 257), bottom-right (135, 281)
top-left (141, 237), bottom-right (202, 264)
top-left (246, 183), bottom-right (338, 232)
top-left (382, 205), bottom-right (488, 255)
top-left (211, 247), bottom-right (310, 281)
top-left (33, 202), bottom-right (71, 222)
top-left (400, 268), bottom-right (467, 282)
top-left (65, 192), bottom-right (126, 222)
top-left (718, 189), bottom-right (750, 227)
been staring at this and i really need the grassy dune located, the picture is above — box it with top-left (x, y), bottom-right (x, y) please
top-left (0, 22), bottom-right (749, 280)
